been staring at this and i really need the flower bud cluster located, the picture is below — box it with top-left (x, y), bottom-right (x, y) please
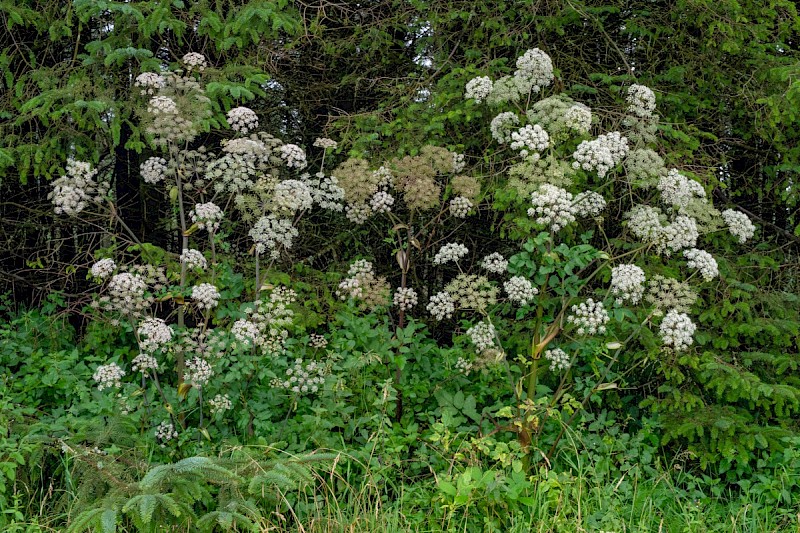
top-left (93, 363), bottom-right (126, 390)
top-left (504, 276), bottom-right (538, 305)
top-left (567, 298), bottom-right (609, 335)
top-left (465, 76), bottom-right (493, 103)
top-left (433, 243), bottom-right (469, 265)
top-left (309, 334), bottom-right (328, 349)
top-left (449, 196), bottom-right (473, 218)
top-left (427, 291), bottom-right (455, 320)
top-left (466, 321), bottom-right (496, 351)
top-left (370, 191), bottom-right (395, 213)
top-left (610, 264), bottom-right (646, 304)
top-left (659, 310), bottom-right (696, 351)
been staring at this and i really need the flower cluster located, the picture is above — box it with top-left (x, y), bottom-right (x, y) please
top-left (227, 106), bottom-right (258, 134)
top-left (132, 353), bottom-right (159, 373)
top-left (514, 48), bottom-right (554, 93)
top-left (137, 318), bottom-right (173, 353)
top-left (573, 191), bottom-right (607, 218)
top-left (445, 274), bottom-right (498, 311)
top-left (208, 394), bottom-right (232, 414)
top-left (185, 356), bottom-right (213, 388)
top-left (481, 253), bottom-right (508, 274)
top-left (103, 272), bottom-right (150, 317)
top-left (182, 52), bottom-right (207, 71)
top-left (433, 243), bottom-right (469, 265)
top-left (134, 72), bottom-right (165, 95)
top-left (567, 299), bottom-right (609, 335)
top-left (504, 276), bottom-right (538, 305)
top-left (272, 179), bottom-right (313, 214)
top-left (610, 264), bottom-right (646, 305)
top-left (279, 144), bottom-right (307, 169)
top-left (528, 184), bottom-right (576, 231)
top-left (659, 310), bottom-right (696, 351)
top-left (465, 76), bottom-right (493, 103)
top-left (510, 124), bottom-right (550, 158)
top-left (277, 359), bottom-right (327, 395)
top-left (544, 348), bottom-right (570, 371)
top-left (190, 202), bottom-right (223, 233)
top-left (235, 287), bottom-right (297, 354)
top-left (490, 112), bottom-right (520, 144)
top-left (309, 334), bottom-right (328, 348)
top-left (427, 291), bottom-right (455, 320)
top-left (721, 209), bottom-right (756, 243)
top-left (657, 169), bottom-right (706, 211)
top-left (336, 259), bottom-right (390, 310)
top-left (370, 191), bottom-right (395, 213)
top-left (93, 363), bottom-right (125, 391)
top-left (155, 421), bottom-right (178, 446)
top-left (683, 248), bottom-right (718, 281)
top-left (645, 275), bottom-right (697, 315)
top-left (627, 84), bottom-right (656, 118)
top-left (180, 249), bottom-right (207, 270)
top-left (449, 196), bottom-right (473, 218)
top-left (140, 157), bottom-right (168, 185)
top-left (466, 321), bottom-right (496, 351)
top-left (192, 283), bottom-right (220, 310)
top-left (91, 258), bottom-right (116, 280)
top-left (564, 103), bottom-right (592, 134)
top-left (393, 287), bottom-right (418, 311)
top-left (313, 137), bottom-right (338, 149)
top-left (50, 159), bottom-right (109, 216)
top-left (249, 215), bottom-right (298, 259)
top-left (572, 132), bottom-right (628, 178)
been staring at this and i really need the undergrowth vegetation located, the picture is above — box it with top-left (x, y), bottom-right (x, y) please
top-left (2, 11), bottom-right (800, 532)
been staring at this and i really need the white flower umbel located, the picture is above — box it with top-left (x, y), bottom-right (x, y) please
top-left (504, 276), bottom-right (538, 305)
top-left (683, 248), bottom-right (719, 281)
top-left (481, 252), bottom-right (508, 274)
top-left (510, 124), bottom-right (550, 158)
top-left (466, 321), bottom-right (496, 351)
top-left (180, 249), bottom-right (207, 270)
top-left (597, 131), bottom-right (629, 165)
top-left (627, 205), bottom-right (663, 241)
top-left (137, 318), bottom-right (173, 353)
top-left (192, 283), bottom-right (220, 310)
top-left (190, 202), bottom-right (223, 233)
top-left (490, 112), bottom-right (520, 144)
top-left (209, 394), bottom-right (232, 414)
top-left (90, 258), bottom-right (116, 280)
top-left (433, 243), bottom-right (469, 265)
top-left (370, 191), bottom-right (395, 214)
top-left (279, 144), bottom-right (307, 169)
top-left (721, 209), bottom-right (756, 243)
top-left (306, 173), bottom-right (345, 211)
top-left (345, 203), bottom-right (372, 224)
top-left (185, 356), bottom-right (213, 388)
top-left (465, 76), bottom-right (493, 103)
top-left (280, 359), bottom-right (327, 395)
top-left (610, 264), bottom-right (646, 305)
top-left (528, 184), bottom-right (576, 231)
top-left (449, 196), bottom-right (473, 218)
top-left (273, 179), bottom-right (313, 214)
top-left (657, 169), bottom-right (706, 211)
top-left (659, 309), bottom-right (696, 351)
top-left (626, 84), bottom-right (657, 118)
top-left (572, 132), bottom-right (629, 178)
top-left (182, 52), bottom-right (207, 70)
top-left (544, 348), bottom-right (570, 371)
top-left (147, 96), bottom-right (178, 115)
top-left (249, 215), bottom-right (298, 259)
top-left (393, 287), bottom-right (418, 311)
top-left (132, 353), bottom-right (159, 374)
top-left (50, 159), bottom-right (108, 216)
top-left (155, 421), bottom-right (178, 446)
top-left (656, 215), bottom-right (699, 256)
top-left (227, 106), bottom-right (258, 134)
top-left (231, 319), bottom-right (260, 347)
top-left (309, 334), bottom-right (327, 348)
top-left (140, 157), bottom-right (167, 185)
top-left (107, 272), bottom-right (148, 314)
top-left (313, 137), bottom-right (338, 149)
top-left (573, 191), bottom-right (607, 217)
top-left (514, 48), bottom-right (554, 93)
top-left (564, 103), bottom-right (592, 134)
top-left (134, 72), bottom-right (165, 95)
top-left (427, 291), bottom-right (455, 320)
top-left (452, 153), bottom-right (466, 173)
top-left (93, 363), bottom-right (125, 391)
top-left (567, 298), bottom-right (610, 335)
